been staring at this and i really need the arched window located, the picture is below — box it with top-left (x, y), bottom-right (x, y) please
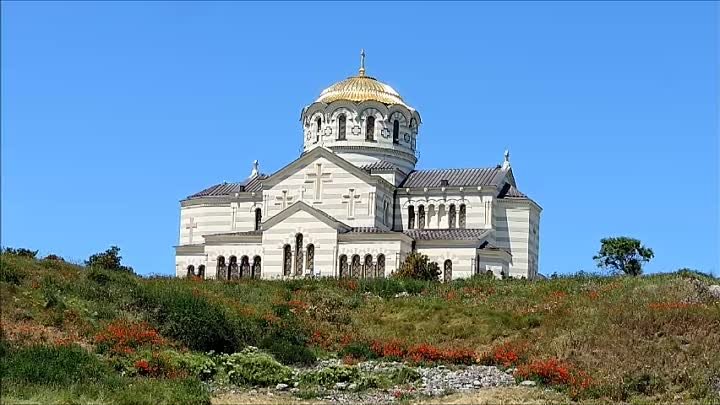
top-left (306, 244), bottom-right (315, 274)
top-left (351, 255), bottom-right (361, 278)
top-left (448, 204), bottom-right (456, 229)
top-left (410, 118), bottom-right (417, 130)
top-left (418, 205), bottom-right (426, 229)
top-left (295, 234), bottom-right (303, 275)
top-left (229, 256), bottom-right (238, 280)
top-left (459, 204), bottom-right (466, 229)
top-left (392, 120), bottom-right (400, 144)
top-left (316, 116), bottom-right (322, 142)
top-left (240, 256), bottom-right (250, 278)
top-left (216, 256), bottom-right (226, 280)
top-left (198, 265), bottom-right (206, 279)
top-left (254, 208), bottom-right (262, 231)
top-left (339, 254), bottom-right (348, 278)
top-left (337, 114), bottom-right (347, 140)
top-left (365, 116), bottom-right (375, 141)
top-left (427, 204), bottom-right (435, 228)
top-left (186, 265), bottom-right (195, 278)
top-left (376, 254), bottom-right (385, 278)
top-left (444, 260), bottom-right (452, 282)
top-left (408, 205), bottom-right (415, 229)
top-left (252, 256), bottom-right (261, 279)
top-left (283, 245), bottom-right (292, 276)
top-left (364, 254), bottom-right (373, 279)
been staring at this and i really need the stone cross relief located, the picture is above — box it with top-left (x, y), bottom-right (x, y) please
top-left (274, 190), bottom-right (294, 210)
top-left (185, 218), bottom-right (197, 244)
top-left (304, 163), bottom-right (332, 202)
top-left (342, 188), bottom-right (362, 219)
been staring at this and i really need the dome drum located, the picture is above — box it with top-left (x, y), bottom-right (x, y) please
top-left (300, 51), bottom-right (421, 175)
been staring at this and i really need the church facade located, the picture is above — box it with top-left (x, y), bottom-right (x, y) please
top-left (175, 54), bottom-right (541, 281)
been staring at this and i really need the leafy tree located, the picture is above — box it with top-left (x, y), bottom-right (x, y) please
top-left (593, 237), bottom-right (654, 276)
top-left (2, 247), bottom-right (38, 258)
top-left (85, 246), bottom-right (133, 273)
top-left (394, 252), bottom-right (440, 281)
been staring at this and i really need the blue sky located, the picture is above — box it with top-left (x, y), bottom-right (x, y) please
top-left (2, 2), bottom-right (718, 276)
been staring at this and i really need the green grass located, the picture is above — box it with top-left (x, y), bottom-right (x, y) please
top-left (1, 252), bottom-right (719, 404)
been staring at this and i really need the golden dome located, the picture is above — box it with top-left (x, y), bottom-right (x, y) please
top-left (315, 50), bottom-right (411, 108)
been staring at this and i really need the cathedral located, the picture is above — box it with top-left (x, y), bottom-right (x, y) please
top-left (175, 52), bottom-right (541, 281)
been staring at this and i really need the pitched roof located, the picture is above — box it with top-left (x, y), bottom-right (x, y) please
top-left (400, 167), bottom-right (505, 188)
top-left (497, 183), bottom-right (527, 199)
top-left (187, 175), bottom-right (267, 198)
top-left (403, 228), bottom-right (492, 240)
top-left (262, 201), bottom-right (351, 232)
top-left (360, 161), bottom-right (398, 172)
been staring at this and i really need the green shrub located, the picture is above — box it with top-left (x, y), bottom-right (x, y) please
top-left (162, 350), bottom-right (217, 380)
top-left (2, 247), bottom-right (38, 258)
top-left (357, 277), bottom-right (430, 298)
top-left (301, 365), bottom-right (359, 387)
top-left (218, 347), bottom-right (292, 386)
top-left (263, 341), bottom-right (316, 366)
top-left (2, 344), bottom-right (116, 385)
top-left (387, 366), bottom-right (421, 385)
top-left (394, 252), bottom-right (441, 281)
top-left (339, 342), bottom-right (377, 360)
top-left (135, 281), bottom-right (259, 353)
top-left (0, 256), bottom-right (26, 285)
top-left (258, 312), bottom-right (315, 365)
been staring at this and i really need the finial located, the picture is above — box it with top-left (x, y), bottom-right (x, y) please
top-left (250, 160), bottom-right (259, 177)
top-left (502, 149), bottom-right (511, 170)
top-left (359, 49), bottom-right (366, 76)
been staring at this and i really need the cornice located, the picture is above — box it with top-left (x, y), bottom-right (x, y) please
top-left (339, 232), bottom-right (413, 243)
top-left (330, 145), bottom-right (417, 164)
top-left (174, 244), bottom-right (205, 255)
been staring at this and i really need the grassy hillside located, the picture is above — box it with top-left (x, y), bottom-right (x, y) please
top-left (1, 252), bottom-right (719, 404)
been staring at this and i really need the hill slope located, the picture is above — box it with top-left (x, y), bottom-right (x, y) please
top-left (1, 253), bottom-right (719, 404)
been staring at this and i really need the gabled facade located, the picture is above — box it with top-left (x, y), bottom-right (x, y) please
top-left (175, 53), bottom-right (541, 280)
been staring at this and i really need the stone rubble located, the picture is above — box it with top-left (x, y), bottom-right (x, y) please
top-left (213, 360), bottom-right (521, 404)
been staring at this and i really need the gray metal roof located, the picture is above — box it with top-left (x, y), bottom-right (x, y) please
top-left (360, 161), bottom-right (398, 172)
top-left (400, 167), bottom-right (504, 188)
top-left (403, 228), bottom-right (492, 240)
top-left (187, 175), bottom-right (267, 198)
top-left (497, 183), bottom-right (527, 199)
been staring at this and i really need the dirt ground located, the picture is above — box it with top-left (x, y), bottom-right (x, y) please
top-left (211, 387), bottom-right (571, 405)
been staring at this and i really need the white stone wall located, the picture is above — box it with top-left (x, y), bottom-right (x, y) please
top-left (266, 157), bottom-right (378, 227)
top-left (418, 247), bottom-right (478, 281)
top-left (178, 204), bottom-right (231, 245)
top-left (396, 193), bottom-right (493, 231)
top-left (477, 254), bottom-right (509, 279)
top-left (495, 200), bottom-right (534, 278)
top-left (174, 253), bottom-right (206, 278)
top-left (261, 210), bottom-right (338, 279)
top-left (337, 240), bottom-right (404, 277)
top-left (204, 243), bottom-right (263, 280)
top-left (178, 200), bottom-right (262, 245)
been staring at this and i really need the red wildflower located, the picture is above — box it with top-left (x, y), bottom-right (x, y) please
top-left (515, 358), bottom-right (572, 386)
top-left (94, 319), bottom-right (165, 355)
top-left (288, 300), bottom-right (309, 311)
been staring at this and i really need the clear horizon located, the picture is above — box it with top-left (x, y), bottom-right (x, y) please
top-left (2, 2), bottom-right (718, 276)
